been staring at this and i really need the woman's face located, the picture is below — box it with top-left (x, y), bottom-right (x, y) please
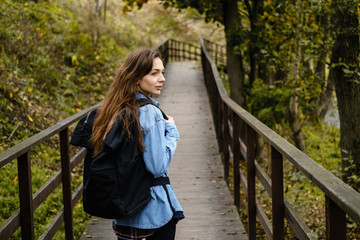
top-left (138, 57), bottom-right (165, 96)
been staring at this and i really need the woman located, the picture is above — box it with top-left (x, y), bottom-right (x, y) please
top-left (91, 48), bottom-right (184, 240)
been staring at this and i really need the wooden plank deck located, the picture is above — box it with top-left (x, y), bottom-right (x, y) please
top-left (80, 62), bottom-right (247, 239)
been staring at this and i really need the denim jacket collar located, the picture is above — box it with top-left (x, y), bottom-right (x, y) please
top-left (136, 93), bottom-right (160, 107)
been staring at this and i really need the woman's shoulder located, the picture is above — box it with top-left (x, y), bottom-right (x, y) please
top-left (140, 103), bottom-right (162, 117)
top-left (139, 104), bottom-right (164, 131)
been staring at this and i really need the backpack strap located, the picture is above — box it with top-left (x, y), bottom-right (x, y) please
top-left (151, 177), bottom-right (176, 214)
top-left (137, 98), bottom-right (168, 120)
top-left (137, 99), bottom-right (176, 213)
top-left (151, 176), bottom-right (170, 186)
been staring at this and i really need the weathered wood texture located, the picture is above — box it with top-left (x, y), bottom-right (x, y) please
top-left (79, 62), bottom-right (247, 239)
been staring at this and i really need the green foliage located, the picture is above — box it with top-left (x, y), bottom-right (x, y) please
top-left (123, 0), bottom-right (224, 24)
top-left (248, 79), bottom-right (291, 129)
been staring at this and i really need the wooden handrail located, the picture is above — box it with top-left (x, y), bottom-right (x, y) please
top-left (200, 38), bottom-right (360, 239)
top-left (0, 104), bottom-right (101, 168)
top-left (0, 102), bottom-right (101, 239)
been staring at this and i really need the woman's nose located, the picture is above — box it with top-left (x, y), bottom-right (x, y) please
top-left (159, 73), bottom-right (165, 82)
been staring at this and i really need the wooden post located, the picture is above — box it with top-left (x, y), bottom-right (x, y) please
top-left (17, 152), bottom-right (35, 240)
top-left (60, 128), bottom-right (74, 240)
top-left (271, 146), bottom-right (284, 239)
top-left (326, 195), bottom-right (346, 240)
top-left (222, 103), bottom-right (229, 182)
top-left (246, 125), bottom-right (256, 240)
top-left (212, 93), bottom-right (220, 148)
top-left (233, 113), bottom-right (241, 208)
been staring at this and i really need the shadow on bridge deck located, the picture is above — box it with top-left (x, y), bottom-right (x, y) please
top-left (80, 62), bottom-right (247, 239)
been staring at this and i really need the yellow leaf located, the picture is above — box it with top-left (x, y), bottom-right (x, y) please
top-left (28, 116), bottom-right (34, 122)
top-left (312, 22), bottom-right (319, 30)
top-left (28, 87), bottom-right (32, 93)
top-left (66, 74), bottom-right (71, 79)
top-left (28, 102), bottom-right (32, 107)
top-left (17, 33), bottom-right (22, 41)
top-left (39, 32), bottom-right (44, 38)
top-left (76, 108), bottom-right (81, 112)
top-left (35, 27), bottom-right (40, 32)
top-left (13, 176), bottom-right (18, 184)
top-left (96, 72), bottom-right (102, 77)
top-left (9, 92), bottom-right (13, 98)
top-left (71, 55), bottom-right (77, 65)
top-left (77, 101), bottom-right (82, 106)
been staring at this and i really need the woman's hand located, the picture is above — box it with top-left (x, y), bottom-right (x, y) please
top-left (165, 115), bottom-right (175, 124)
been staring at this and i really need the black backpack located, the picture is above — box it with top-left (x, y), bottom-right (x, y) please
top-left (70, 99), bottom-right (169, 219)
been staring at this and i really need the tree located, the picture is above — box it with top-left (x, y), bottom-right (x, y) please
top-left (330, 0), bottom-right (360, 191)
top-left (122, 0), bottom-right (246, 106)
top-left (314, 10), bottom-right (333, 120)
top-left (288, 0), bottom-right (306, 151)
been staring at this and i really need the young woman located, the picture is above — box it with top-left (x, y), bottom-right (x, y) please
top-left (91, 49), bottom-right (184, 239)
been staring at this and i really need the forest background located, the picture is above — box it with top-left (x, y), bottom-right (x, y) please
top-left (1, 0), bottom-right (360, 239)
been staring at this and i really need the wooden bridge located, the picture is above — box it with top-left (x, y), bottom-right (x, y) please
top-left (1, 39), bottom-right (360, 240)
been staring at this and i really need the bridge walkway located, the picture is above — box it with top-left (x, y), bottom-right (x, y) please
top-left (80, 62), bottom-right (248, 239)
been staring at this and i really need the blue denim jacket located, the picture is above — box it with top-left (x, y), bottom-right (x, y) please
top-left (114, 93), bottom-right (183, 229)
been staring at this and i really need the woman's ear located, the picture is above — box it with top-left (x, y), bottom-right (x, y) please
top-left (136, 81), bottom-right (142, 91)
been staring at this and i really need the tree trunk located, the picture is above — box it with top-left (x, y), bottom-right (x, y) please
top-left (244, 0), bottom-right (262, 88)
top-left (223, 0), bottom-right (245, 106)
top-left (95, 0), bottom-right (102, 18)
top-left (330, 0), bottom-right (360, 191)
top-left (288, 0), bottom-right (305, 151)
top-left (315, 70), bottom-right (334, 120)
top-left (315, 13), bottom-right (333, 120)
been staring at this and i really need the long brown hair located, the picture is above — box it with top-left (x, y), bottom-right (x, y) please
top-left (91, 48), bottom-right (162, 157)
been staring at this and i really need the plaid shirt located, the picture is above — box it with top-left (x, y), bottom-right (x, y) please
top-left (113, 223), bottom-right (157, 239)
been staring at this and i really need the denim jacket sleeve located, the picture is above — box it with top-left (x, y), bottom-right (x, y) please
top-left (140, 104), bottom-right (179, 178)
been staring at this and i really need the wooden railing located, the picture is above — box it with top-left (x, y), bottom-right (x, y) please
top-left (199, 38), bottom-right (360, 239)
top-left (158, 39), bottom-right (201, 62)
top-left (203, 39), bottom-right (226, 72)
top-left (0, 102), bottom-right (101, 240)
